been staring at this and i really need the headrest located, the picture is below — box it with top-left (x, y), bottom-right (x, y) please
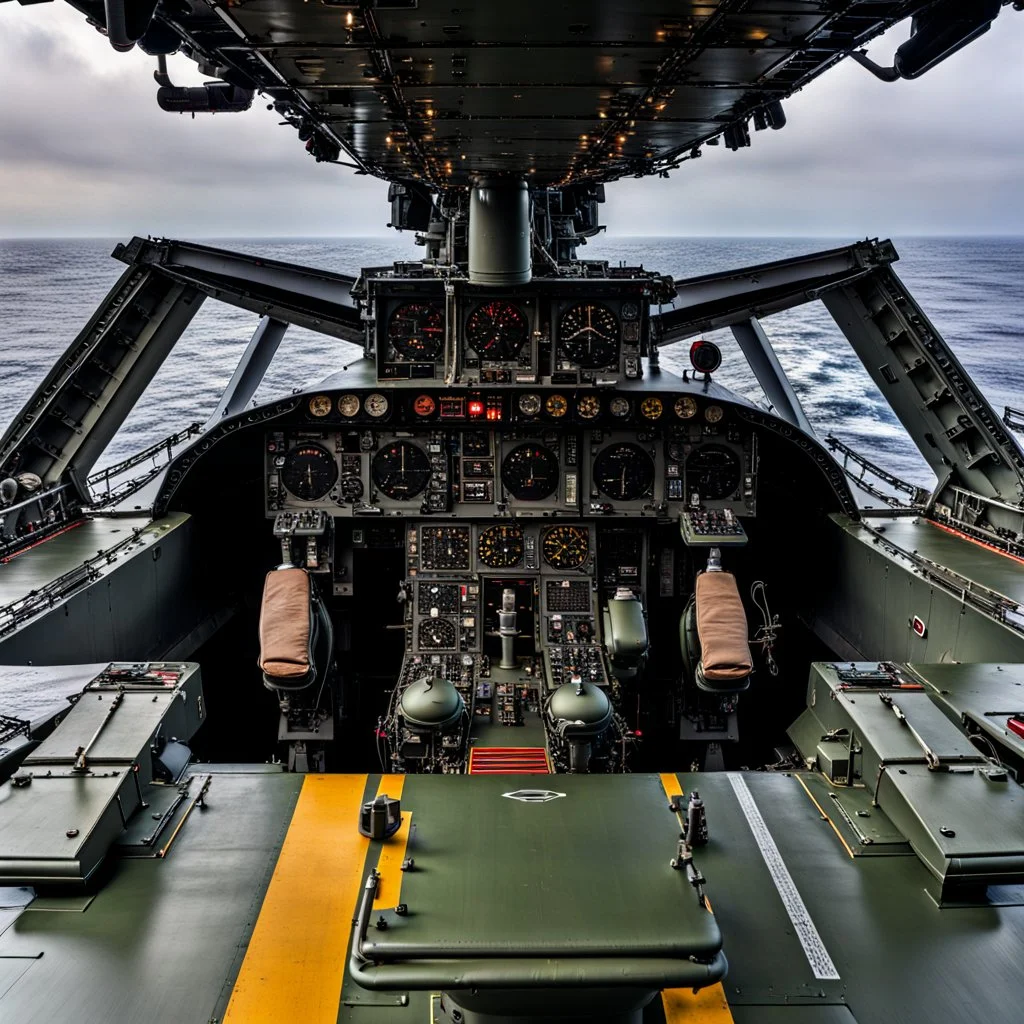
top-left (258, 567), bottom-right (312, 681)
top-left (695, 571), bottom-right (752, 682)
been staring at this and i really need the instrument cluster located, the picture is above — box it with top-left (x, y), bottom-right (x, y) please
top-left (372, 281), bottom-right (648, 384)
top-left (407, 522), bottom-right (596, 577)
top-left (266, 416), bottom-right (756, 519)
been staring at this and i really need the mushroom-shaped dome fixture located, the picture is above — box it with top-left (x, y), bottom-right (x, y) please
top-left (399, 676), bottom-right (464, 731)
top-left (548, 681), bottom-right (612, 737)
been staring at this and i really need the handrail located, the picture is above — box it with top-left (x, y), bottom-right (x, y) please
top-left (825, 435), bottom-right (928, 509)
top-left (0, 528), bottom-right (145, 639)
top-left (87, 423), bottom-right (202, 506)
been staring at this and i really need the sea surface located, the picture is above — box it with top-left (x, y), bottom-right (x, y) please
top-left (1, 235), bottom-right (1023, 719)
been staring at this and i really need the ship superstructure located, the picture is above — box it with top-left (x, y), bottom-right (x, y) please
top-left (0, 3), bottom-right (1023, 1023)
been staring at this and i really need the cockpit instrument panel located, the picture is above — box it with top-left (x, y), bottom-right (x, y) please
top-left (464, 299), bottom-right (532, 363)
top-left (686, 445), bottom-right (742, 502)
top-left (419, 526), bottom-right (471, 570)
top-left (387, 302), bottom-right (444, 361)
top-left (500, 443), bottom-right (560, 502)
top-left (281, 444), bottom-right (337, 502)
top-left (372, 441), bottom-right (431, 500)
top-left (592, 442), bottom-right (655, 502)
top-left (542, 525), bottom-right (590, 570)
top-left (477, 523), bottom-right (525, 568)
top-left (556, 302), bottom-right (620, 370)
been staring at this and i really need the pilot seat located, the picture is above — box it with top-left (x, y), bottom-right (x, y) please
top-left (258, 564), bottom-right (336, 771)
top-left (680, 554), bottom-right (753, 694)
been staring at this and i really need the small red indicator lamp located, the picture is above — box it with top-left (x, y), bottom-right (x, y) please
top-left (468, 399), bottom-right (485, 418)
top-left (689, 338), bottom-right (722, 375)
top-left (1008, 716), bottom-right (1024, 740)
top-left (911, 615), bottom-right (927, 638)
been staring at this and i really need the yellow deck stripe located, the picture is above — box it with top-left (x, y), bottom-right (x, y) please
top-left (661, 983), bottom-right (735, 1023)
top-left (658, 772), bottom-right (733, 1023)
top-left (224, 774), bottom-right (405, 1024)
top-left (660, 772), bottom-right (686, 830)
top-left (793, 773), bottom-right (856, 860)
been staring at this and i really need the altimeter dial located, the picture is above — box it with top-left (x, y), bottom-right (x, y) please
top-left (466, 300), bottom-right (529, 360)
top-left (387, 302), bottom-right (444, 360)
top-left (477, 523), bottom-right (525, 568)
top-left (371, 441), bottom-right (431, 500)
top-left (281, 444), bottom-right (338, 502)
top-left (501, 443), bottom-right (560, 501)
top-left (593, 443), bottom-right (655, 502)
top-left (542, 525), bottom-right (589, 570)
top-left (558, 302), bottom-right (620, 368)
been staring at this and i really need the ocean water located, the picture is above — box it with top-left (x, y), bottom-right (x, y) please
top-left (1, 235), bottom-right (1023, 718)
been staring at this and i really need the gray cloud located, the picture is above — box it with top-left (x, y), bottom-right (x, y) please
top-left (1, 5), bottom-right (1022, 238)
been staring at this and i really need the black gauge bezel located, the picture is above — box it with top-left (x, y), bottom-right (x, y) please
top-left (592, 442), bottom-right (655, 502)
top-left (281, 443), bottom-right (338, 502)
top-left (387, 301), bottom-right (445, 361)
top-left (466, 299), bottom-right (530, 360)
top-left (685, 444), bottom-right (742, 501)
top-left (542, 525), bottom-right (590, 569)
top-left (500, 443), bottom-right (561, 501)
top-left (557, 301), bottom-right (621, 368)
top-left (371, 440), bottom-right (432, 500)
top-left (477, 523), bottom-right (525, 568)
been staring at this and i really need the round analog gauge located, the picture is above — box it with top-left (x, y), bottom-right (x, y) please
top-left (518, 393), bottom-right (542, 417)
top-left (640, 396), bottom-right (663, 420)
top-left (577, 395), bottom-right (600, 420)
top-left (674, 396), bottom-right (697, 420)
top-left (609, 396), bottom-right (631, 419)
top-left (387, 302), bottom-right (444, 360)
top-left (686, 445), bottom-right (741, 500)
top-left (340, 475), bottom-right (364, 501)
top-left (466, 300), bottom-right (529, 360)
top-left (542, 525), bottom-right (590, 570)
top-left (545, 394), bottom-right (568, 418)
top-left (667, 440), bottom-right (689, 463)
top-left (418, 617), bottom-right (457, 650)
top-left (621, 300), bottom-right (640, 321)
top-left (558, 302), bottom-right (620, 368)
top-left (364, 393), bottom-right (389, 418)
top-left (308, 394), bottom-right (332, 418)
top-left (593, 443), bottom-right (655, 502)
top-left (477, 523), bottom-right (525, 568)
top-left (281, 444), bottom-right (338, 502)
top-left (501, 443), bottom-right (560, 501)
top-left (705, 404), bottom-right (724, 424)
top-left (413, 394), bottom-right (436, 417)
top-left (337, 394), bottom-right (360, 418)
top-left (371, 441), bottom-right (431, 500)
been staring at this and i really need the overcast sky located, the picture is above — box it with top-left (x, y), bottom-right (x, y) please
top-left (1, 4), bottom-right (1022, 238)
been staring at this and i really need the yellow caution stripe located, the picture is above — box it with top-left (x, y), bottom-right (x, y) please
top-left (224, 774), bottom-right (405, 1024)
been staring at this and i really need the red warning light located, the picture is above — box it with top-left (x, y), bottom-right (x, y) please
top-left (468, 400), bottom-right (485, 417)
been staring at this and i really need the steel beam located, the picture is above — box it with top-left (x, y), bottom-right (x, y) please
top-left (653, 240), bottom-right (898, 345)
top-left (113, 237), bottom-right (363, 344)
top-left (207, 316), bottom-right (288, 426)
top-left (730, 317), bottom-right (814, 436)
top-left (821, 266), bottom-right (1024, 520)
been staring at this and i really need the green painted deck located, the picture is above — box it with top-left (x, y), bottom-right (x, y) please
top-left (865, 516), bottom-right (1024, 607)
top-left (0, 769), bottom-right (1021, 1023)
top-left (0, 517), bottom-right (152, 609)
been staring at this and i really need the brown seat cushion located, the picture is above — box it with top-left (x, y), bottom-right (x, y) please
top-left (695, 571), bottom-right (752, 682)
top-left (258, 568), bottom-right (312, 680)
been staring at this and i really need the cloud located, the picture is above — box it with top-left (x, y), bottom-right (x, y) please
top-left (1, 4), bottom-right (1022, 237)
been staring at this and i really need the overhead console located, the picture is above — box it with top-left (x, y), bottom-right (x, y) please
top-left (363, 267), bottom-right (671, 386)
